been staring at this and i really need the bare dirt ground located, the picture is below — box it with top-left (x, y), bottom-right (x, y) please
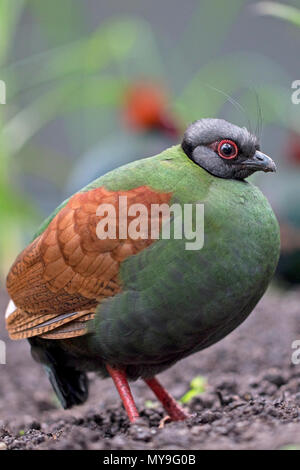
top-left (1, 286), bottom-right (300, 450)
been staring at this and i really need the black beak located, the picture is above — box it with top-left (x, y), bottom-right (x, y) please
top-left (242, 151), bottom-right (277, 173)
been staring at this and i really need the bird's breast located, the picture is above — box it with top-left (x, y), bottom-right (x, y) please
top-left (90, 178), bottom-right (280, 371)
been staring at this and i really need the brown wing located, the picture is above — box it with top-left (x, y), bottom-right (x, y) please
top-left (6, 186), bottom-right (172, 340)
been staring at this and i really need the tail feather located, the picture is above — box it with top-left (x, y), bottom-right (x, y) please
top-left (29, 338), bottom-right (89, 409)
top-left (44, 363), bottom-right (88, 409)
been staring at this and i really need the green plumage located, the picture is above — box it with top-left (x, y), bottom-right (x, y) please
top-left (45, 145), bottom-right (280, 379)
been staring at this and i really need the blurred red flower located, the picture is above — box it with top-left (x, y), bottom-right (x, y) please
top-left (286, 131), bottom-right (300, 164)
top-left (122, 81), bottom-right (181, 137)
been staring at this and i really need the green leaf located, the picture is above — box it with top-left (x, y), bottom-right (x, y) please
top-left (280, 444), bottom-right (300, 450)
top-left (145, 400), bottom-right (159, 409)
top-left (1, 17), bottom-right (162, 157)
top-left (254, 2), bottom-right (300, 28)
top-left (172, 0), bottom-right (246, 70)
top-left (0, 181), bottom-right (38, 278)
top-left (175, 52), bottom-right (291, 125)
top-left (0, 0), bottom-right (26, 64)
top-left (1, 76), bottom-right (124, 157)
top-left (4, 17), bottom-right (160, 101)
top-left (29, 0), bottom-right (85, 45)
top-left (180, 376), bottom-right (207, 403)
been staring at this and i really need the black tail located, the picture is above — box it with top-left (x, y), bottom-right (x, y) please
top-left (29, 338), bottom-right (89, 409)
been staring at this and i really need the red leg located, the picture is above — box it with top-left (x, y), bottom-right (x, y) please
top-left (144, 376), bottom-right (190, 421)
top-left (106, 364), bottom-right (140, 423)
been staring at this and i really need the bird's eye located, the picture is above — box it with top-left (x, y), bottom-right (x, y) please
top-left (217, 140), bottom-right (238, 160)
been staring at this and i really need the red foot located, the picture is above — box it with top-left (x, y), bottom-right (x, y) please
top-left (144, 376), bottom-right (190, 421)
top-left (106, 364), bottom-right (140, 423)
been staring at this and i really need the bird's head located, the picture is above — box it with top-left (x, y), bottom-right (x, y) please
top-left (182, 118), bottom-right (276, 180)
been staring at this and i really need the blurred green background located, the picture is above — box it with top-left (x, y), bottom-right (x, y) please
top-left (0, 0), bottom-right (300, 282)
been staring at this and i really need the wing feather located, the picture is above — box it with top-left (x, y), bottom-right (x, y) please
top-left (6, 186), bottom-right (172, 339)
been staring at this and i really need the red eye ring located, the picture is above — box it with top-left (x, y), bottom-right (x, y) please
top-left (217, 140), bottom-right (238, 159)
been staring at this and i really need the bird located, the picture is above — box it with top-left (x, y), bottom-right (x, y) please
top-left (5, 118), bottom-right (280, 424)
